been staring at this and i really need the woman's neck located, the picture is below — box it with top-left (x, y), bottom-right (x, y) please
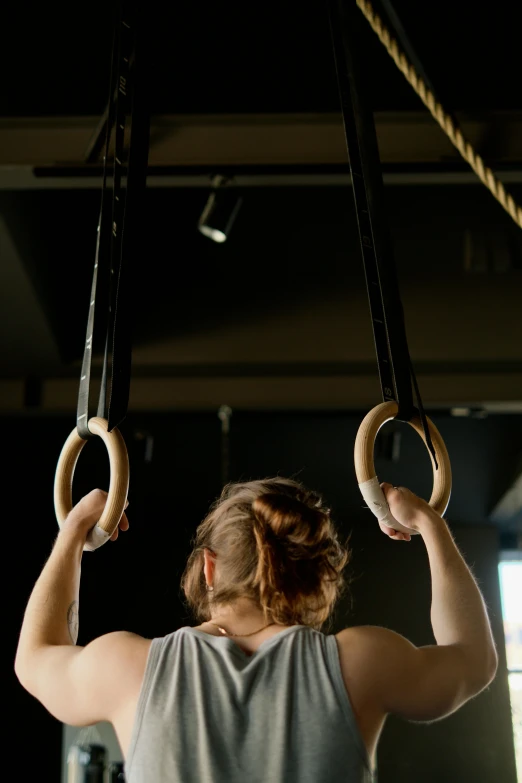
top-left (205, 598), bottom-right (294, 639)
top-left (210, 599), bottom-right (272, 630)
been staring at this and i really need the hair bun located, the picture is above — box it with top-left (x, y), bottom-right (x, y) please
top-left (252, 493), bottom-right (328, 548)
top-left (251, 490), bottom-right (348, 626)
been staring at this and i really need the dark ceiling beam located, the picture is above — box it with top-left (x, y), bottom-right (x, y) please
top-left (1, 113), bottom-right (521, 169)
top-left (12, 359), bottom-right (522, 380)
top-left (1, 374), bottom-right (521, 414)
top-left (1, 164), bottom-right (521, 190)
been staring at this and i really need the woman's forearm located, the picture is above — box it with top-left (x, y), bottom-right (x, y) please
top-left (15, 529), bottom-right (83, 678)
top-left (419, 511), bottom-right (498, 680)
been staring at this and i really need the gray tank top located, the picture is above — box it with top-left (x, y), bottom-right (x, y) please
top-left (125, 625), bottom-right (373, 783)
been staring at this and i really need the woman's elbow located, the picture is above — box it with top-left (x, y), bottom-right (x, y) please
top-left (484, 646), bottom-right (499, 684)
top-left (14, 649), bottom-right (37, 694)
top-left (467, 646), bottom-right (498, 696)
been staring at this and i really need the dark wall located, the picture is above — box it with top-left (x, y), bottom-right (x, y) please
top-left (3, 183), bottom-right (521, 368)
top-left (6, 411), bottom-right (519, 781)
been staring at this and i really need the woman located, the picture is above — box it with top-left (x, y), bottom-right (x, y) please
top-left (15, 477), bottom-right (497, 782)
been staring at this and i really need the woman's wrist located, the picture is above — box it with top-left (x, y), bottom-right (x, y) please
top-left (55, 524), bottom-right (86, 559)
top-left (415, 508), bottom-right (448, 537)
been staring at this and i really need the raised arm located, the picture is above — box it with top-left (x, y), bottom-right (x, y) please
top-left (339, 485), bottom-right (498, 726)
top-left (14, 490), bottom-right (149, 728)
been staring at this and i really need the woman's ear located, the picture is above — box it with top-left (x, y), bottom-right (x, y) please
top-left (203, 548), bottom-right (216, 588)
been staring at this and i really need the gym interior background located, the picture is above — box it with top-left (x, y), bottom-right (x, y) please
top-left (1, 1), bottom-right (521, 781)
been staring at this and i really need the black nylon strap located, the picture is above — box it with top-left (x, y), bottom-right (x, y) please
top-left (97, 2), bottom-right (134, 426)
top-left (76, 0), bottom-right (149, 438)
top-left (328, 0), bottom-right (438, 467)
top-left (76, 11), bottom-right (119, 440)
top-left (108, 9), bottom-right (150, 431)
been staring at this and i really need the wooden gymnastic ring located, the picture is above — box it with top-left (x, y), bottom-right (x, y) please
top-left (354, 401), bottom-right (452, 535)
top-left (54, 416), bottom-right (129, 551)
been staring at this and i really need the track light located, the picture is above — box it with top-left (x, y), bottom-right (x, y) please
top-left (198, 175), bottom-right (243, 243)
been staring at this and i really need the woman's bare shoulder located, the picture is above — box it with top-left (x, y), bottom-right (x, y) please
top-left (336, 625), bottom-right (403, 647)
top-left (335, 625), bottom-right (406, 676)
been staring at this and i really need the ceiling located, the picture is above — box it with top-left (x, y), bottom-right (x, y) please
top-left (1, 0), bottom-right (521, 378)
top-left (2, 0), bottom-right (522, 116)
top-left (0, 0), bottom-right (520, 532)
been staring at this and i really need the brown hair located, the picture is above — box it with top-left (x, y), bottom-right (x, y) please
top-left (181, 477), bottom-right (350, 630)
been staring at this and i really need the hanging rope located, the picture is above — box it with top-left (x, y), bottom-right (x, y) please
top-left (356, 0), bottom-right (522, 230)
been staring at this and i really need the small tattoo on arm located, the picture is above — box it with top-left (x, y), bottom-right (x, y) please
top-left (67, 601), bottom-right (79, 645)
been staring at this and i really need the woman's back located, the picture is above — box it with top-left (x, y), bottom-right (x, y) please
top-left (15, 479), bottom-right (497, 783)
top-left (125, 625), bottom-right (373, 783)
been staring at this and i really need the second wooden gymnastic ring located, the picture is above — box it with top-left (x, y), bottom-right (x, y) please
top-left (354, 401), bottom-right (452, 535)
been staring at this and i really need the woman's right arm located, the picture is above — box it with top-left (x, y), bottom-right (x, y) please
top-left (339, 486), bottom-right (498, 723)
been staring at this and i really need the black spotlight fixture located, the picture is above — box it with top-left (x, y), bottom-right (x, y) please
top-left (198, 175), bottom-right (243, 243)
